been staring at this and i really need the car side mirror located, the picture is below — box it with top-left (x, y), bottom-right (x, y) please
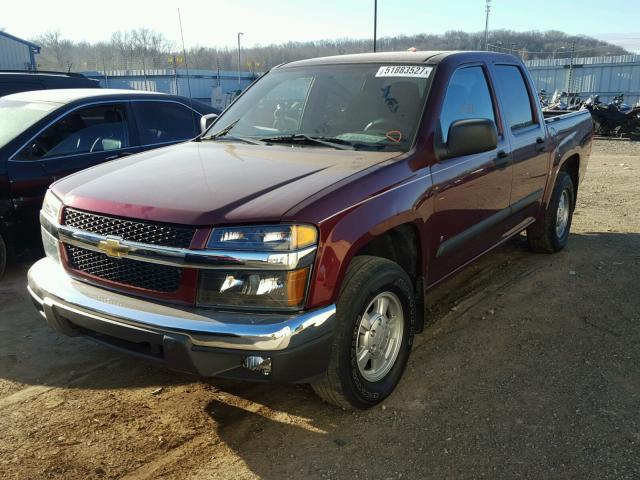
top-left (441, 119), bottom-right (498, 160)
top-left (200, 113), bottom-right (218, 134)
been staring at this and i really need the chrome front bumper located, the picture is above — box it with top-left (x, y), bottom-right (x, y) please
top-left (28, 258), bottom-right (336, 381)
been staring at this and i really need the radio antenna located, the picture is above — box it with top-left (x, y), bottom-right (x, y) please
top-left (177, 8), bottom-right (198, 136)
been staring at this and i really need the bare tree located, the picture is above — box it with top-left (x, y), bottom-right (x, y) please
top-left (31, 29), bottom-right (629, 73)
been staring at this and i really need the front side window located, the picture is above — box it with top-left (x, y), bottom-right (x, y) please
top-left (495, 65), bottom-right (536, 130)
top-left (205, 64), bottom-right (434, 151)
top-left (16, 103), bottom-right (129, 160)
top-left (439, 66), bottom-right (496, 143)
top-left (133, 101), bottom-right (198, 145)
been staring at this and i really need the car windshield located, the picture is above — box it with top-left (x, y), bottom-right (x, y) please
top-left (0, 99), bottom-right (59, 150)
top-left (205, 64), bottom-right (434, 151)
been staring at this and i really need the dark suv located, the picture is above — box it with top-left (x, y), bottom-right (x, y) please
top-left (0, 71), bottom-right (100, 97)
top-left (0, 88), bottom-right (219, 276)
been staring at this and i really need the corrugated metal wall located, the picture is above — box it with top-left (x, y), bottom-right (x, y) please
top-left (82, 55), bottom-right (640, 107)
top-left (525, 55), bottom-right (640, 105)
top-left (0, 34), bottom-right (34, 70)
top-left (83, 69), bottom-right (257, 107)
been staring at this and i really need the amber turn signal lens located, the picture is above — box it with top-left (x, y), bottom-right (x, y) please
top-left (286, 267), bottom-right (310, 307)
top-left (292, 225), bottom-right (318, 249)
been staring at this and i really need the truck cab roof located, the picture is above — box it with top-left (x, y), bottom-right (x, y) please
top-left (279, 50), bottom-right (518, 68)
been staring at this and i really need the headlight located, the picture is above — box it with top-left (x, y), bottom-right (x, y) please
top-left (198, 268), bottom-right (310, 309)
top-left (199, 224), bottom-right (318, 310)
top-left (207, 224), bottom-right (317, 251)
top-left (41, 227), bottom-right (60, 263)
top-left (41, 190), bottom-right (63, 224)
top-left (40, 190), bottom-right (63, 263)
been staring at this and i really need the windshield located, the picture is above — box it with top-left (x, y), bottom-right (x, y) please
top-left (206, 64), bottom-right (434, 151)
top-left (0, 99), bottom-right (59, 150)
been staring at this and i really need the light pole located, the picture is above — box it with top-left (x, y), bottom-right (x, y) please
top-left (552, 46), bottom-right (565, 60)
top-left (484, 0), bottom-right (491, 51)
top-left (373, 0), bottom-right (377, 53)
top-left (237, 32), bottom-right (244, 90)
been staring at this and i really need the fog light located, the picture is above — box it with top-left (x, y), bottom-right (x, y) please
top-left (242, 356), bottom-right (272, 375)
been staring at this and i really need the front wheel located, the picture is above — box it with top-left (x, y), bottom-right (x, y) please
top-left (311, 256), bottom-right (416, 409)
top-left (527, 171), bottom-right (575, 253)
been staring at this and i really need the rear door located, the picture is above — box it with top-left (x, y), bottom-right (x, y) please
top-left (428, 63), bottom-right (513, 283)
top-left (492, 63), bottom-right (549, 219)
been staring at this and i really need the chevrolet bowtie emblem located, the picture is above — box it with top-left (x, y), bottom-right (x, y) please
top-left (98, 238), bottom-right (131, 258)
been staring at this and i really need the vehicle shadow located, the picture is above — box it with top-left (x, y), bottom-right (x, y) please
top-left (198, 230), bottom-right (640, 479)
top-left (0, 230), bottom-right (637, 396)
top-left (0, 256), bottom-right (194, 391)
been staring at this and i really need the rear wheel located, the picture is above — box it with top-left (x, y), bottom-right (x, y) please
top-left (527, 171), bottom-right (575, 253)
top-left (311, 256), bottom-right (416, 409)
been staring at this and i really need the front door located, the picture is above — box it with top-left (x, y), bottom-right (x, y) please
top-left (428, 64), bottom-right (513, 284)
top-left (7, 101), bottom-right (136, 237)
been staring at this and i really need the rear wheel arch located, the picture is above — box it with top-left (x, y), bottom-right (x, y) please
top-left (559, 153), bottom-right (580, 197)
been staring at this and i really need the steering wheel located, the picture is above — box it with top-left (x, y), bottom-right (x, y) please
top-left (32, 139), bottom-right (49, 157)
top-left (90, 137), bottom-right (104, 153)
top-left (364, 118), bottom-right (392, 133)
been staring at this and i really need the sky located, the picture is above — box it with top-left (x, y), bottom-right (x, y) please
top-left (3, 0), bottom-right (640, 51)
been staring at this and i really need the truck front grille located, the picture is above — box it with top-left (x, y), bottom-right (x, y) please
top-left (65, 245), bottom-right (182, 293)
top-left (63, 208), bottom-right (195, 248)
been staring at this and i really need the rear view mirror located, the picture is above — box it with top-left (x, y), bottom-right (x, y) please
top-left (441, 119), bottom-right (498, 160)
top-left (200, 113), bottom-right (219, 134)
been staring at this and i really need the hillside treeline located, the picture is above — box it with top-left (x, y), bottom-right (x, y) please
top-left (32, 29), bottom-right (628, 73)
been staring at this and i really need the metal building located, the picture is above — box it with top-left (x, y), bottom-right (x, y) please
top-left (525, 55), bottom-right (640, 105)
top-left (0, 31), bottom-right (40, 71)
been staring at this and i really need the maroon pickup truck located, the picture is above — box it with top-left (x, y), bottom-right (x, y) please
top-left (29, 51), bottom-right (591, 409)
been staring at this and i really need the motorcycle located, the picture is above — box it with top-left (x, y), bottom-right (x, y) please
top-left (582, 94), bottom-right (640, 137)
top-left (543, 90), bottom-right (582, 112)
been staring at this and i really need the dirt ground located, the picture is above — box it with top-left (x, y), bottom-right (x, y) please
top-left (1, 139), bottom-right (639, 480)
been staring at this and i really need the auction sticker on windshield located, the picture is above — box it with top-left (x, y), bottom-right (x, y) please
top-left (375, 66), bottom-right (433, 78)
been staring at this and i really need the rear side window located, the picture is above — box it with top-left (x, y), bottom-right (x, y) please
top-left (15, 103), bottom-right (129, 160)
top-left (439, 66), bottom-right (495, 142)
top-left (495, 65), bottom-right (536, 130)
top-left (133, 101), bottom-right (198, 145)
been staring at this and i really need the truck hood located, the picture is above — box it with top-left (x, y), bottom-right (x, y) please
top-left (52, 141), bottom-right (401, 226)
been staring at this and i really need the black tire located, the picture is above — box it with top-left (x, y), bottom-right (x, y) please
top-left (311, 256), bottom-right (416, 409)
top-left (527, 171), bottom-right (575, 253)
top-left (0, 234), bottom-right (6, 280)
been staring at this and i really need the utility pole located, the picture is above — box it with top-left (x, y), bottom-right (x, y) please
top-left (373, 0), bottom-right (378, 52)
top-left (237, 32), bottom-right (244, 90)
top-left (484, 0), bottom-right (491, 51)
top-left (172, 55), bottom-right (179, 95)
top-left (567, 41), bottom-right (576, 93)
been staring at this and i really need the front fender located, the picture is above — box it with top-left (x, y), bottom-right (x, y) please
top-left (306, 172), bottom-right (434, 309)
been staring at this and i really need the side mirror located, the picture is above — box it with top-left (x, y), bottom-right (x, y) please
top-left (441, 119), bottom-right (498, 160)
top-left (200, 113), bottom-right (219, 134)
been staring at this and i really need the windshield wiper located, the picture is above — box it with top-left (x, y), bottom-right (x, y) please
top-left (207, 118), bottom-right (240, 140)
top-left (259, 134), bottom-right (361, 150)
top-left (202, 119), bottom-right (264, 145)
